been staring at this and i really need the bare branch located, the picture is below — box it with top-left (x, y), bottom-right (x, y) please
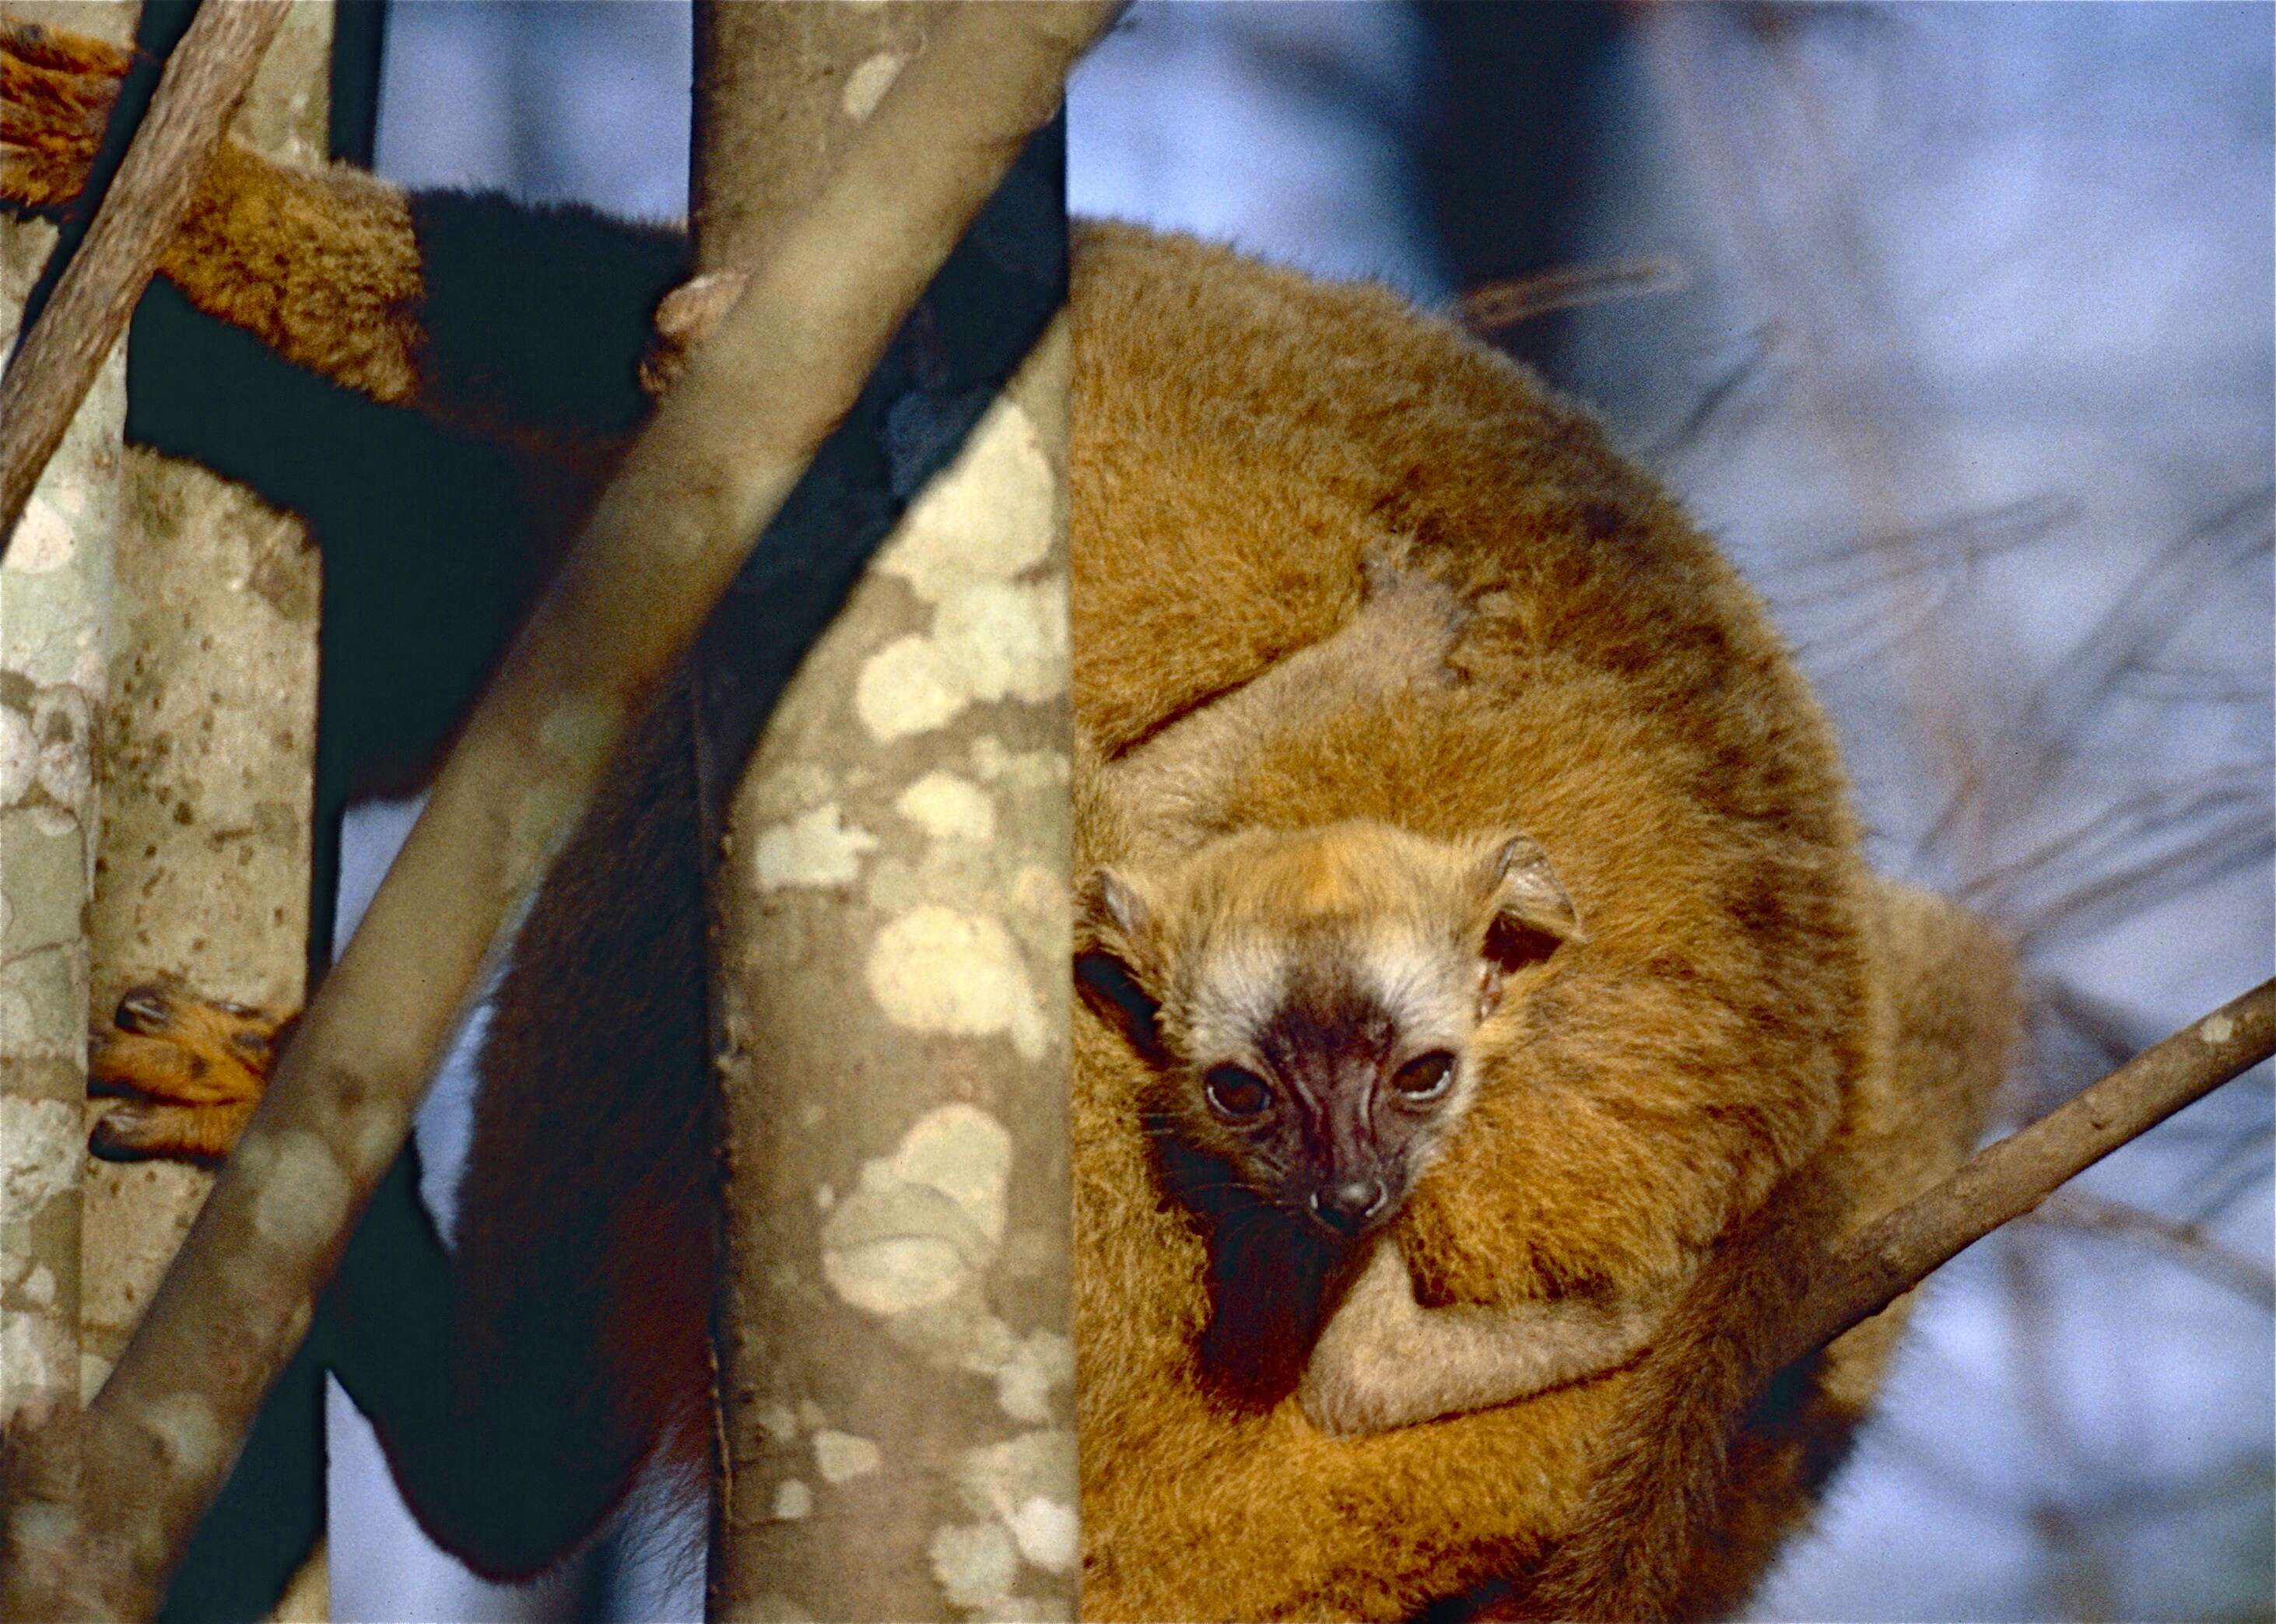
top-left (0, 5), bottom-right (1120, 1614)
top-left (0, 2), bottom-right (289, 556)
top-left (693, 3), bottom-right (1100, 1612)
top-left (1458, 254), bottom-right (1687, 333)
top-left (1789, 977), bottom-right (2275, 1367)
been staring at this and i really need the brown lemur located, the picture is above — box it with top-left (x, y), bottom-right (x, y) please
top-left (1072, 558), bottom-right (1674, 1438)
top-left (5, 19), bottom-right (2019, 1621)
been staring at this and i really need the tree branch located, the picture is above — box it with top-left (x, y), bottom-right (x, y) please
top-left (1458, 254), bottom-right (1687, 335)
top-left (691, 4), bottom-right (1087, 1612)
top-left (0, 0), bottom-right (289, 556)
top-left (1517, 979), bottom-right (2273, 1623)
top-left (0, 5), bottom-right (1119, 1615)
top-left (1792, 977), bottom-right (2274, 1367)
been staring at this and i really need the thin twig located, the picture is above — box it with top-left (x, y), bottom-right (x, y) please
top-left (0, 2), bottom-right (289, 555)
top-left (2179, 1123), bottom-right (2276, 1229)
top-left (1457, 254), bottom-right (1687, 334)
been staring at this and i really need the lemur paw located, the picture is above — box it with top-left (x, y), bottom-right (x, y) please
top-left (0, 20), bottom-right (134, 216)
top-left (639, 268), bottom-right (749, 398)
top-left (87, 985), bottom-right (293, 1165)
top-left (1330, 547), bottom-right (1472, 696)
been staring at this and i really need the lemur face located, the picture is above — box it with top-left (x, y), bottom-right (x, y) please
top-left (1076, 820), bottom-right (1582, 1243)
top-left (1175, 921), bottom-right (1483, 1238)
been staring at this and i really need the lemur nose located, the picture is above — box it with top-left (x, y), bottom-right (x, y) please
top-left (1309, 1177), bottom-right (1387, 1236)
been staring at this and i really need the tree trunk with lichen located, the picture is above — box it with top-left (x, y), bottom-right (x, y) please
top-left (79, 0), bottom-right (327, 1415)
top-left (2, 2), bottom-right (327, 1615)
top-left (0, 0), bottom-right (128, 1447)
top-left (0, 7), bottom-right (1103, 1613)
top-left (693, 5), bottom-right (1081, 1616)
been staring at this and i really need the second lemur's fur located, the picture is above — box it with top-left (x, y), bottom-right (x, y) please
top-left (10, 21), bottom-right (2018, 1620)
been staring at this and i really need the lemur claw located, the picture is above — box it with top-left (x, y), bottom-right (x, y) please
top-left (111, 985), bottom-right (174, 1034)
top-left (86, 986), bottom-right (292, 1164)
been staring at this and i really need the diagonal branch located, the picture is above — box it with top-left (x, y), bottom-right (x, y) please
top-left (1790, 977), bottom-right (2275, 1368)
top-left (0, 5), bottom-right (1122, 1615)
top-left (0, 1), bottom-right (289, 556)
top-left (1520, 979), bottom-right (2274, 1623)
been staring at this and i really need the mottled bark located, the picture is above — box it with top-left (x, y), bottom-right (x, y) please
top-left (691, 2), bottom-right (931, 267)
top-left (2, 4), bottom-right (328, 1615)
top-left (0, 5), bottom-right (1112, 1615)
top-left (693, 5), bottom-right (1101, 1618)
top-left (0, 0), bottom-right (289, 554)
top-left (3, 4), bottom-right (331, 1616)
top-left (82, 0), bottom-right (330, 1412)
top-left (707, 335), bottom-right (1078, 1622)
top-left (0, 0), bottom-right (129, 1445)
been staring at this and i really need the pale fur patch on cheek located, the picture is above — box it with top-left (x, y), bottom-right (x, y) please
top-left (1399, 1051), bottom-right (1478, 1168)
top-left (1421, 1063), bottom-right (1480, 1154)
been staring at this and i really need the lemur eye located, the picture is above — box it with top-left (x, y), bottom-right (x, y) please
top-left (1390, 1051), bottom-right (1456, 1100)
top-left (1203, 1065), bottom-right (1274, 1121)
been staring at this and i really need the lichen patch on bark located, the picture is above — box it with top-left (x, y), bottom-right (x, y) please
top-left (0, 1098), bottom-right (78, 1212)
top-left (812, 1428), bottom-right (883, 1483)
top-left (865, 907), bottom-right (1047, 1059)
top-left (841, 51), bottom-right (906, 121)
top-left (243, 1130), bottom-right (349, 1256)
top-left (819, 1103), bottom-right (1013, 1322)
top-left (931, 1427), bottom-right (1081, 1614)
top-left (851, 396), bottom-right (1066, 745)
top-left (875, 396), bottom-right (1053, 598)
top-left (928, 1520), bottom-right (1020, 1612)
top-left (751, 802), bottom-right (878, 891)
top-left (8, 493), bottom-right (80, 574)
top-left (896, 771), bottom-right (996, 844)
top-left (992, 1330), bottom-right (1074, 1423)
top-left (133, 1391), bottom-right (224, 1478)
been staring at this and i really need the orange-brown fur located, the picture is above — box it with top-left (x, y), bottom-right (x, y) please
top-left (1, 24), bottom-right (424, 403)
top-left (16, 21), bottom-right (2018, 1618)
top-left (1068, 228), bottom-right (1903, 1621)
top-left (86, 986), bottom-right (291, 1164)
top-left (0, 19), bottom-right (128, 211)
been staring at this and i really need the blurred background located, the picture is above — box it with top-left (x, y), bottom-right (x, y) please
top-left (327, 3), bottom-right (2273, 1619)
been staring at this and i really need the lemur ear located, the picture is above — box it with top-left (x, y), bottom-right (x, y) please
top-left (1075, 867), bottom-right (1168, 1062)
top-left (1082, 866), bottom-right (1151, 943)
top-left (1483, 831), bottom-right (1582, 938)
top-left (1471, 832), bottom-right (1583, 1012)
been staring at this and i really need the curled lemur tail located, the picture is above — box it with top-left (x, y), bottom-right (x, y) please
top-left (1506, 884), bottom-right (2019, 1622)
top-left (452, 687), bottom-right (719, 1556)
top-left (1501, 1162), bottom-right (1851, 1622)
top-left (318, 693), bottom-right (714, 1578)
